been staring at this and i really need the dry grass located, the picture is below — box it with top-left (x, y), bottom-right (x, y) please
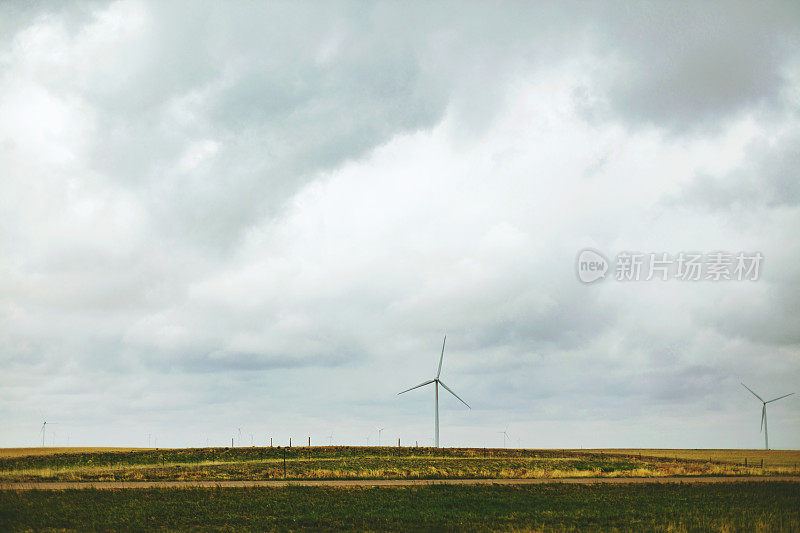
top-left (1, 447), bottom-right (798, 482)
top-left (0, 447), bottom-right (143, 458)
top-left (589, 449), bottom-right (800, 468)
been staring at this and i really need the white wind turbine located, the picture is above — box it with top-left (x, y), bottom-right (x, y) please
top-left (498, 426), bottom-right (509, 448)
top-left (741, 383), bottom-right (794, 450)
top-left (376, 427), bottom-right (384, 446)
top-left (398, 335), bottom-right (470, 448)
top-left (40, 419), bottom-right (57, 447)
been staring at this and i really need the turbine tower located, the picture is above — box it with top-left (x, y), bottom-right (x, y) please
top-left (741, 383), bottom-right (794, 450)
top-left (376, 427), bottom-right (384, 446)
top-left (398, 335), bottom-right (470, 447)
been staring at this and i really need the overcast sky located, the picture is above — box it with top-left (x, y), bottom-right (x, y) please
top-left (1, 1), bottom-right (799, 450)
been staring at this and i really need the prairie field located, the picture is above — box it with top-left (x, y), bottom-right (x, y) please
top-left (2, 483), bottom-right (799, 531)
top-left (2, 448), bottom-right (798, 531)
top-left (0, 448), bottom-right (141, 459)
top-left (1, 447), bottom-right (798, 483)
top-left (592, 448), bottom-right (800, 467)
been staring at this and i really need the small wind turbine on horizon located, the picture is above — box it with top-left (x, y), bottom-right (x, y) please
top-left (327, 433), bottom-right (334, 445)
top-left (398, 335), bottom-right (471, 448)
top-left (741, 383), bottom-right (794, 450)
top-left (40, 419), bottom-right (57, 447)
top-left (376, 427), bottom-right (384, 446)
top-left (498, 426), bottom-right (509, 448)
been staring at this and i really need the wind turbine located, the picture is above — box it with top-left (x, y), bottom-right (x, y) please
top-left (498, 426), bottom-right (509, 448)
top-left (376, 427), bottom-right (384, 446)
top-left (327, 433), bottom-right (334, 445)
top-left (237, 428), bottom-right (242, 447)
top-left (398, 335), bottom-right (470, 448)
top-left (741, 383), bottom-right (794, 450)
top-left (40, 420), bottom-right (57, 447)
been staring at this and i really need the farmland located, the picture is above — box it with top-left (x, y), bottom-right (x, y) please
top-left (2, 448), bottom-right (797, 531)
top-left (2, 482), bottom-right (799, 531)
top-left (1, 447), bottom-right (798, 483)
top-left (594, 448), bottom-right (800, 467)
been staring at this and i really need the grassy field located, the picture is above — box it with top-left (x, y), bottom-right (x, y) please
top-left (1, 447), bottom-right (798, 482)
top-left (2, 482), bottom-right (798, 531)
top-left (0, 447), bottom-right (141, 458)
top-left (595, 448), bottom-right (800, 467)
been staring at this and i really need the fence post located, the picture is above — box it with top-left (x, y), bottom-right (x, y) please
top-left (308, 437), bottom-right (310, 447)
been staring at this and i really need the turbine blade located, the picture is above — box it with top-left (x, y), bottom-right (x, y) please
top-left (398, 379), bottom-right (435, 395)
top-left (438, 379), bottom-right (470, 409)
top-left (436, 335), bottom-right (446, 378)
top-left (741, 383), bottom-right (764, 402)
top-left (766, 392), bottom-right (794, 403)
top-left (761, 405), bottom-right (765, 432)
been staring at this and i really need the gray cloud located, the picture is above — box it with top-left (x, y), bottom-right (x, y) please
top-left (669, 128), bottom-right (800, 210)
top-left (1, 1), bottom-right (798, 449)
top-left (591, 3), bottom-right (800, 132)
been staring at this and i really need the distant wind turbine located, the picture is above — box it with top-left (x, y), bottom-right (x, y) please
top-left (398, 335), bottom-right (470, 448)
top-left (237, 427), bottom-right (242, 447)
top-left (376, 427), bottom-right (384, 446)
top-left (741, 383), bottom-right (794, 450)
top-left (40, 420), bottom-right (57, 447)
top-left (498, 426), bottom-right (509, 448)
top-left (327, 433), bottom-right (334, 445)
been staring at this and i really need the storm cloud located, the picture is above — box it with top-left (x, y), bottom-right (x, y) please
top-left (1, 1), bottom-right (798, 449)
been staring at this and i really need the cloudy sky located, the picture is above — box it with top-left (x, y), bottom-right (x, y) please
top-left (1, 1), bottom-right (799, 450)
